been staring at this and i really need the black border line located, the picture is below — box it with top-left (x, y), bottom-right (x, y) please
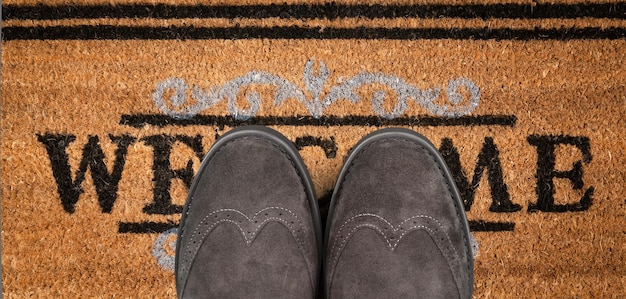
top-left (469, 220), bottom-right (515, 232)
top-left (118, 220), bottom-right (515, 233)
top-left (118, 221), bottom-right (178, 234)
top-left (3, 3), bottom-right (625, 20)
top-left (4, 25), bottom-right (624, 40)
top-left (119, 114), bottom-right (517, 129)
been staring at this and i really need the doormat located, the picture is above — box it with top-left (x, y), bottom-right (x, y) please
top-left (2, 1), bottom-right (625, 297)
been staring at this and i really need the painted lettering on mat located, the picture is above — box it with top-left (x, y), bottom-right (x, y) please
top-left (34, 60), bottom-right (595, 271)
top-left (36, 133), bottom-right (594, 227)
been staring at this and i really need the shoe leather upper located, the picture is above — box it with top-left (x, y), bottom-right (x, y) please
top-left (176, 137), bottom-right (318, 298)
top-left (325, 138), bottom-right (473, 299)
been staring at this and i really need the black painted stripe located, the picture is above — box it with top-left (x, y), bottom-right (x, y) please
top-left (119, 219), bottom-right (514, 233)
top-left (3, 25), bottom-right (625, 40)
top-left (3, 3), bottom-right (625, 20)
top-left (469, 220), bottom-right (515, 232)
top-left (119, 114), bottom-right (517, 129)
top-left (118, 221), bottom-right (178, 234)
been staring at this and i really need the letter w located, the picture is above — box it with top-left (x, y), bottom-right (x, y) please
top-left (37, 134), bottom-right (136, 214)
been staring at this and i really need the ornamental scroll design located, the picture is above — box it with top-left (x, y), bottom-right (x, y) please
top-left (153, 59), bottom-right (480, 120)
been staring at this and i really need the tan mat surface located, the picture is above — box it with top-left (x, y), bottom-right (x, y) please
top-left (2, 1), bottom-right (625, 297)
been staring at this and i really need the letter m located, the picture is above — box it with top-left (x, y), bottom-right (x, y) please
top-left (439, 137), bottom-right (521, 213)
top-left (37, 134), bottom-right (136, 214)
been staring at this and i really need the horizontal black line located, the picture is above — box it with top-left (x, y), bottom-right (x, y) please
top-left (119, 114), bottom-right (517, 129)
top-left (3, 3), bottom-right (625, 20)
top-left (469, 220), bottom-right (515, 232)
top-left (118, 221), bottom-right (178, 234)
top-left (4, 25), bottom-right (624, 40)
top-left (119, 220), bottom-right (514, 233)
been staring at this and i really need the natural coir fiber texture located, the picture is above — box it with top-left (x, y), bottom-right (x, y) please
top-left (2, 1), bottom-right (625, 297)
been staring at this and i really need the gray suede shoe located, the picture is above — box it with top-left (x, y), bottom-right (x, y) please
top-left (175, 126), bottom-right (322, 298)
top-left (324, 128), bottom-right (474, 298)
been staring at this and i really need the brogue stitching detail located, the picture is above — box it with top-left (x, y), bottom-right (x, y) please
top-left (329, 213), bottom-right (460, 274)
top-left (327, 213), bottom-right (463, 294)
top-left (331, 213), bottom-right (454, 254)
top-left (180, 207), bottom-right (306, 275)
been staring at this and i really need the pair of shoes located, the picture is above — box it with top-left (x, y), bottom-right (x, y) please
top-left (175, 126), bottom-right (474, 298)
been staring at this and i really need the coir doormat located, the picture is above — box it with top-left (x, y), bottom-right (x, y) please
top-left (2, 1), bottom-right (625, 297)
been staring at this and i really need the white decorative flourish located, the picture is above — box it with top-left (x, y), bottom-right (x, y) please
top-left (153, 59), bottom-right (480, 120)
top-left (152, 228), bottom-right (177, 271)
